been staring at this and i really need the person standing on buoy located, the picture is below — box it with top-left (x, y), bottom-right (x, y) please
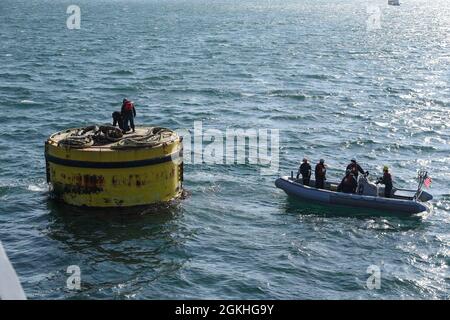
top-left (121, 98), bottom-right (136, 133)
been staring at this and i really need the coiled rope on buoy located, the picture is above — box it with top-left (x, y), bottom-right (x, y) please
top-left (111, 127), bottom-right (177, 149)
top-left (57, 126), bottom-right (176, 149)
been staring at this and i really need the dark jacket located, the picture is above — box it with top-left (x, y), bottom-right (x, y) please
top-left (378, 172), bottom-right (393, 188)
top-left (346, 162), bottom-right (365, 177)
top-left (298, 162), bottom-right (311, 178)
top-left (337, 174), bottom-right (357, 193)
top-left (315, 163), bottom-right (326, 180)
top-left (112, 111), bottom-right (124, 130)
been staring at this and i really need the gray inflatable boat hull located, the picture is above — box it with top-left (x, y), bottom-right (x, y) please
top-left (275, 176), bottom-right (430, 214)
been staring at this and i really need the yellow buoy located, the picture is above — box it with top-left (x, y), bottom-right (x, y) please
top-left (45, 126), bottom-right (183, 207)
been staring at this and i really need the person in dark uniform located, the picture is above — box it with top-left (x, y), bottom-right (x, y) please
top-left (297, 158), bottom-right (312, 186)
top-left (337, 169), bottom-right (358, 193)
top-left (346, 158), bottom-right (367, 179)
top-left (315, 159), bottom-right (327, 189)
top-left (112, 111), bottom-right (124, 130)
top-left (376, 166), bottom-right (393, 198)
top-left (121, 98), bottom-right (137, 133)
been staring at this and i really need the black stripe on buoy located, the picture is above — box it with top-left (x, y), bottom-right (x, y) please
top-left (45, 151), bottom-right (181, 169)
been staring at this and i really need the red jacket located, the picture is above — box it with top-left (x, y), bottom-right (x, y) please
top-left (121, 101), bottom-right (136, 117)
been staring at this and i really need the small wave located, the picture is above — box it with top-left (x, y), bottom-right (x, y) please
top-left (373, 121), bottom-right (390, 128)
top-left (204, 38), bottom-right (229, 44)
top-left (144, 75), bottom-right (174, 81)
top-left (0, 73), bottom-right (33, 80)
top-left (267, 90), bottom-right (307, 100)
top-left (96, 85), bottom-right (140, 93)
top-left (0, 86), bottom-right (31, 96)
top-left (110, 70), bottom-right (134, 75)
top-left (231, 72), bottom-right (253, 79)
top-left (362, 219), bottom-right (398, 231)
top-left (161, 87), bottom-right (242, 98)
top-left (398, 144), bottom-right (437, 152)
top-left (19, 100), bottom-right (37, 105)
top-left (267, 89), bottom-right (335, 100)
top-left (434, 198), bottom-right (450, 211)
top-left (403, 95), bottom-right (449, 109)
top-left (0, 178), bottom-right (47, 192)
top-left (27, 183), bottom-right (48, 192)
top-left (385, 87), bottom-right (401, 94)
top-left (341, 138), bottom-right (378, 148)
top-left (270, 114), bottom-right (318, 121)
top-left (302, 74), bottom-right (329, 80)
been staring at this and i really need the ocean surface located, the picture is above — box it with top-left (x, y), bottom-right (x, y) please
top-left (0, 0), bottom-right (449, 299)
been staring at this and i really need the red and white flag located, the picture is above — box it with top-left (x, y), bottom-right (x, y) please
top-left (424, 177), bottom-right (432, 188)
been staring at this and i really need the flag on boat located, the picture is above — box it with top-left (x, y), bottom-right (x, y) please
top-left (424, 177), bottom-right (432, 188)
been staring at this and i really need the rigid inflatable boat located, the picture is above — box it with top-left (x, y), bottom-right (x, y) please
top-left (275, 172), bottom-right (432, 215)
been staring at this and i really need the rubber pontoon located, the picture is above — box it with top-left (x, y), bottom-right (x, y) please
top-left (275, 174), bottom-right (432, 215)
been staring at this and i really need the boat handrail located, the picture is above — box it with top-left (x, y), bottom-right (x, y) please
top-left (395, 187), bottom-right (415, 192)
top-left (413, 170), bottom-right (428, 201)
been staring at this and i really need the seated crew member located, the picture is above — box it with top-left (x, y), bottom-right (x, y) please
top-left (337, 169), bottom-right (358, 193)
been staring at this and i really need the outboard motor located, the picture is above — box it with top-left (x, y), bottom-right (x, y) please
top-left (357, 174), bottom-right (379, 196)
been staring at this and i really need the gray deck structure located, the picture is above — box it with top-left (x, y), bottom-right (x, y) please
top-left (0, 241), bottom-right (26, 300)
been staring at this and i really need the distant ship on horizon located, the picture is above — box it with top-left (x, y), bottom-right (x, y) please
top-left (388, 0), bottom-right (400, 5)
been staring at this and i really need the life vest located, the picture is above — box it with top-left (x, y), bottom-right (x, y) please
top-left (320, 164), bottom-right (326, 174)
top-left (124, 101), bottom-right (134, 112)
top-left (344, 174), bottom-right (356, 185)
top-left (316, 164), bottom-right (326, 178)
